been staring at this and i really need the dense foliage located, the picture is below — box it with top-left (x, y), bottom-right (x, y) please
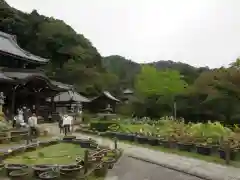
top-left (2, 0), bottom-right (240, 125)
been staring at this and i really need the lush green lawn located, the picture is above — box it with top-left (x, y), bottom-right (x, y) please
top-left (4, 143), bottom-right (86, 165)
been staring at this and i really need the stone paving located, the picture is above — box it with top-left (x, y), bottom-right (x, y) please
top-left (41, 124), bottom-right (240, 180)
top-left (105, 154), bottom-right (203, 180)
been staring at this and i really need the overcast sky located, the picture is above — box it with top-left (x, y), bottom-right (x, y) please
top-left (5, 0), bottom-right (240, 68)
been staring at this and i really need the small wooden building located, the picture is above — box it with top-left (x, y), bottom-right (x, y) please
top-left (87, 91), bottom-right (120, 113)
top-left (48, 90), bottom-right (90, 114)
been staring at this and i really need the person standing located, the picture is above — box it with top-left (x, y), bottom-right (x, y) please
top-left (68, 114), bottom-right (73, 133)
top-left (59, 113), bottom-right (64, 134)
top-left (62, 114), bottom-right (70, 135)
top-left (28, 113), bottom-right (38, 137)
top-left (23, 106), bottom-right (29, 124)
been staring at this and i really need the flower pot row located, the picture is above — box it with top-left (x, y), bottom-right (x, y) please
top-left (4, 163), bottom-right (84, 179)
top-left (99, 131), bottom-right (240, 161)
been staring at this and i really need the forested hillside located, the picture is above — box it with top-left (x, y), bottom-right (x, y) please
top-left (0, 0), bottom-right (117, 95)
top-left (102, 56), bottom-right (209, 88)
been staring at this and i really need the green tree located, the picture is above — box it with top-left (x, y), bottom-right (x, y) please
top-left (135, 65), bottom-right (188, 118)
top-left (135, 65), bottom-right (187, 97)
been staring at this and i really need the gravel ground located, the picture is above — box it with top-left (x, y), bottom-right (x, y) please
top-left (105, 155), bottom-right (204, 180)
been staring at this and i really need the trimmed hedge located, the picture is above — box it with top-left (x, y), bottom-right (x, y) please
top-left (90, 121), bottom-right (118, 132)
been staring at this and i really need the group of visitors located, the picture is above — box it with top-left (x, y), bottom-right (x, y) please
top-left (13, 106), bottom-right (38, 137)
top-left (59, 113), bottom-right (73, 135)
top-left (13, 106), bottom-right (74, 136)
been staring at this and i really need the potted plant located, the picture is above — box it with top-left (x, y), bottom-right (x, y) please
top-left (39, 141), bottom-right (50, 147)
top-left (73, 139), bottom-right (92, 148)
top-left (177, 134), bottom-right (194, 152)
top-left (103, 157), bottom-right (116, 169)
top-left (62, 135), bottom-right (76, 141)
top-left (86, 157), bottom-right (98, 169)
top-left (196, 138), bottom-right (213, 156)
top-left (32, 165), bottom-right (52, 178)
top-left (94, 164), bottom-right (108, 177)
top-left (5, 164), bottom-right (28, 176)
top-left (14, 146), bottom-right (26, 154)
top-left (25, 144), bottom-right (37, 152)
top-left (0, 162), bottom-right (4, 169)
top-left (9, 169), bottom-right (28, 180)
top-left (38, 171), bottom-right (59, 180)
top-left (161, 135), bottom-right (177, 149)
top-left (60, 164), bottom-right (83, 177)
top-left (148, 135), bottom-right (159, 146)
top-left (135, 135), bottom-right (149, 144)
top-left (219, 139), bottom-right (239, 161)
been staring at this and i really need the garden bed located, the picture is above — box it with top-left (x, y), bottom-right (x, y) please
top-left (0, 136), bottom-right (122, 179)
top-left (75, 127), bottom-right (240, 167)
top-left (4, 143), bottom-right (86, 165)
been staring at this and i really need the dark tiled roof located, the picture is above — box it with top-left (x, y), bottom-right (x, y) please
top-left (91, 91), bottom-right (120, 102)
top-left (0, 72), bottom-right (13, 82)
top-left (50, 81), bottom-right (73, 91)
top-left (51, 91), bottom-right (90, 102)
top-left (0, 31), bottom-right (49, 63)
top-left (3, 70), bottom-right (47, 80)
top-left (103, 91), bottom-right (120, 102)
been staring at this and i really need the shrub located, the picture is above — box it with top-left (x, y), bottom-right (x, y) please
top-left (82, 112), bottom-right (93, 123)
top-left (90, 121), bottom-right (119, 132)
top-left (0, 121), bottom-right (11, 131)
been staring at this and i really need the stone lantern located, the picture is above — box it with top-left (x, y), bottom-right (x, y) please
top-left (104, 104), bottom-right (112, 114)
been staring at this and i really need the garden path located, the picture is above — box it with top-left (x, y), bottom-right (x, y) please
top-left (40, 123), bottom-right (240, 180)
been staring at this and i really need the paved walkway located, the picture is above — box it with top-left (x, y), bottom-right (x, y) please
top-left (41, 124), bottom-right (240, 180)
top-left (105, 154), bottom-right (203, 180)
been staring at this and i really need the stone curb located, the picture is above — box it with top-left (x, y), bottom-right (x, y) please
top-left (127, 155), bottom-right (224, 180)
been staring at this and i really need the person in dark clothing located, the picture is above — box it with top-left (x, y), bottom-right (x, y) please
top-left (23, 106), bottom-right (29, 123)
top-left (32, 105), bottom-right (36, 114)
top-left (59, 114), bottom-right (64, 134)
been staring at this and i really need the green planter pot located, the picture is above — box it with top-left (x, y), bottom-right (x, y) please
top-left (32, 165), bottom-right (53, 178)
top-left (177, 143), bottom-right (194, 152)
top-left (25, 145), bottom-right (37, 152)
top-left (211, 145), bottom-right (220, 154)
top-left (219, 149), bottom-right (238, 161)
top-left (60, 165), bottom-right (83, 177)
top-left (9, 169), bottom-right (28, 180)
top-left (63, 136), bottom-right (76, 141)
top-left (196, 145), bottom-right (212, 156)
top-left (103, 158), bottom-right (116, 169)
top-left (161, 140), bottom-right (177, 149)
top-left (38, 171), bottom-right (59, 180)
top-left (147, 138), bottom-right (159, 146)
top-left (5, 164), bottom-right (28, 176)
top-left (94, 164), bottom-right (108, 177)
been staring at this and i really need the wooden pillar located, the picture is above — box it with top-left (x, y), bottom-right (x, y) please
top-left (11, 87), bottom-right (16, 120)
top-left (51, 96), bottom-right (54, 114)
top-left (0, 92), bottom-right (5, 121)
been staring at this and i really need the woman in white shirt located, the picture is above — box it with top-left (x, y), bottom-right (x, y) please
top-left (62, 114), bottom-right (72, 135)
top-left (28, 113), bottom-right (38, 137)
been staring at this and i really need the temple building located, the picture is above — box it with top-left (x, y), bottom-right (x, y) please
top-left (87, 91), bottom-right (120, 113)
top-left (0, 31), bottom-right (71, 120)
